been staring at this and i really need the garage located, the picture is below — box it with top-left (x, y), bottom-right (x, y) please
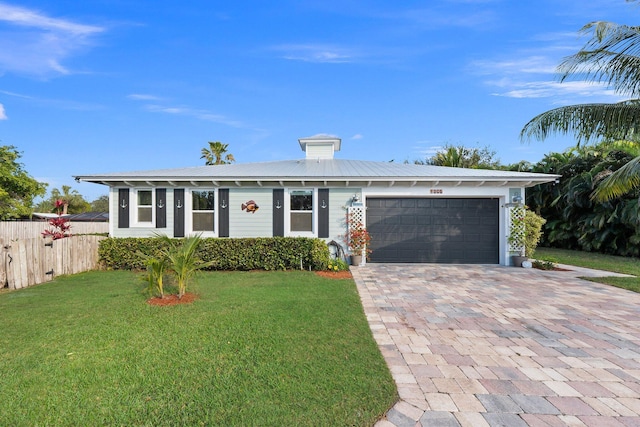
top-left (366, 198), bottom-right (499, 264)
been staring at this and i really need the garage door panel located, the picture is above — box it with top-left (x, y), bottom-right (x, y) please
top-left (400, 216), bottom-right (416, 225)
top-left (367, 197), bottom-right (499, 264)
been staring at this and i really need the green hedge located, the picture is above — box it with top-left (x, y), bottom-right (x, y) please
top-left (98, 237), bottom-right (331, 271)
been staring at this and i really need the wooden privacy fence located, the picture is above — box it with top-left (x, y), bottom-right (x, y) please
top-left (0, 221), bottom-right (108, 243)
top-left (1, 235), bottom-right (106, 290)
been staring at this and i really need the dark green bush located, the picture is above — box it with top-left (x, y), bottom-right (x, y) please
top-left (99, 237), bottom-right (331, 271)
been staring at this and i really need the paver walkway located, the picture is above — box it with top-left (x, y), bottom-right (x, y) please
top-left (351, 264), bottom-right (640, 427)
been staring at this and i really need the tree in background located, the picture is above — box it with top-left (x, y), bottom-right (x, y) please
top-left (91, 195), bottom-right (109, 212)
top-left (201, 141), bottom-right (235, 165)
top-left (421, 144), bottom-right (500, 169)
top-left (525, 142), bottom-right (640, 256)
top-left (521, 1), bottom-right (640, 201)
top-left (35, 185), bottom-right (91, 214)
top-left (0, 145), bottom-right (47, 220)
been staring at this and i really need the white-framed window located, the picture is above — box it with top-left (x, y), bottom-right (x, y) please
top-left (134, 189), bottom-right (154, 226)
top-left (191, 189), bottom-right (215, 232)
top-left (290, 189), bottom-right (313, 233)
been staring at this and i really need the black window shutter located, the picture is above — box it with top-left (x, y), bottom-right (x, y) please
top-left (118, 188), bottom-right (130, 229)
top-left (218, 189), bottom-right (229, 237)
top-left (156, 188), bottom-right (166, 228)
top-left (173, 189), bottom-right (185, 238)
top-left (318, 188), bottom-right (329, 238)
top-left (273, 189), bottom-right (284, 237)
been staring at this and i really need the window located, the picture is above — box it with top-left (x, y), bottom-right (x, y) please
top-left (192, 190), bottom-right (215, 232)
top-left (137, 190), bottom-right (153, 223)
top-left (290, 190), bottom-right (313, 232)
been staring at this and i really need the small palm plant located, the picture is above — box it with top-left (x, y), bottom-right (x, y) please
top-left (145, 257), bottom-right (168, 298)
top-left (161, 234), bottom-right (211, 299)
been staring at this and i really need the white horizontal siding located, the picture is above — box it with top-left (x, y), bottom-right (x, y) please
top-left (305, 144), bottom-right (334, 159)
top-left (229, 189), bottom-right (272, 237)
top-left (110, 187), bottom-right (175, 238)
top-left (327, 188), bottom-right (357, 250)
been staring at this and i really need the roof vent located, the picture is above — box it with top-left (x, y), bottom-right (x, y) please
top-left (298, 134), bottom-right (341, 159)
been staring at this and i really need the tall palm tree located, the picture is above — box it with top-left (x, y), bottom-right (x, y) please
top-left (200, 141), bottom-right (236, 165)
top-left (520, 5), bottom-right (640, 201)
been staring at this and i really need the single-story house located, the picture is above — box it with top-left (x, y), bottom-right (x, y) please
top-left (75, 135), bottom-right (559, 265)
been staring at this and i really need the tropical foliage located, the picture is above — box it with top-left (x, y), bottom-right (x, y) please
top-left (526, 144), bottom-right (640, 256)
top-left (143, 256), bottom-right (168, 298)
top-left (201, 141), bottom-right (236, 165)
top-left (524, 209), bottom-right (546, 258)
top-left (421, 144), bottom-right (500, 169)
top-left (90, 195), bottom-right (109, 212)
top-left (42, 200), bottom-right (72, 240)
top-left (157, 234), bottom-right (211, 299)
top-left (35, 185), bottom-right (91, 214)
top-left (0, 145), bottom-right (47, 219)
top-left (521, 2), bottom-right (640, 201)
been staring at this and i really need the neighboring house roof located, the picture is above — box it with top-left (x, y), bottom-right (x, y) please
top-left (32, 212), bottom-right (108, 222)
top-left (67, 212), bottom-right (109, 222)
top-left (75, 159), bottom-right (558, 188)
top-left (32, 213), bottom-right (70, 220)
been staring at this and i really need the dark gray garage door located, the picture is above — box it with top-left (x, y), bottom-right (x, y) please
top-left (366, 198), bottom-right (499, 264)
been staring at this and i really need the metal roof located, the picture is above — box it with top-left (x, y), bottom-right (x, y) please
top-left (75, 158), bottom-right (559, 188)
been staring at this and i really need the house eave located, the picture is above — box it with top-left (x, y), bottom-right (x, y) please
top-left (75, 176), bottom-right (558, 188)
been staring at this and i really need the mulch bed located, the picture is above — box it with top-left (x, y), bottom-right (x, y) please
top-left (147, 293), bottom-right (199, 306)
top-left (315, 270), bottom-right (353, 279)
top-left (532, 265), bottom-right (572, 272)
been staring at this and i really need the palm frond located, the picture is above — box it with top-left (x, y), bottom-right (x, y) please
top-left (592, 154), bottom-right (640, 201)
top-left (559, 22), bottom-right (640, 97)
top-left (520, 101), bottom-right (640, 143)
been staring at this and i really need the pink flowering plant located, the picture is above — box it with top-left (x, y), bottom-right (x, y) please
top-left (42, 200), bottom-right (71, 240)
top-left (345, 212), bottom-right (372, 259)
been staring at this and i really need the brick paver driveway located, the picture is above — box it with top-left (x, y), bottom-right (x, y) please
top-left (352, 264), bottom-right (640, 427)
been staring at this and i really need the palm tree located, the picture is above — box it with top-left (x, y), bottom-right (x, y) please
top-left (159, 234), bottom-right (212, 299)
top-left (201, 141), bottom-right (236, 165)
top-left (520, 6), bottom-right (640, 201)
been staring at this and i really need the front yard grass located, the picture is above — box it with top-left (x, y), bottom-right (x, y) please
top-left (0, 270), bottom-right (397, 426)
top-left (535, 247), bottom-right (640, 292)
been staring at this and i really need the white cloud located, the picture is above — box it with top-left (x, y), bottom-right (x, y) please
top-left (472, 56), bottom-right (558, 76)
top-left (127, 93), bottom-right (162, 101)
top-left (271, 44), bottom-right (356, 63)
top-left (350, 134), bottom-right (363, 140)
top-left (471, 30), bottom-right (627, 104)
top-left (0, 2), bottom-right (104, 77)
top-left (492, 80), bottom-right (621, 102)
top-left (0, 103), bottom-right (7, 120)
top-left (143, 103), bottom-right (244, 128)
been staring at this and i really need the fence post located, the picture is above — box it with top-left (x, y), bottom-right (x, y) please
top-left (1, 242), bottom-right (7, 288)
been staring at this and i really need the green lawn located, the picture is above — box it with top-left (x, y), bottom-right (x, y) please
top-left (535, 247), bottom-right (640, 292)
top-left (0, 270), bottom-right (397, 426)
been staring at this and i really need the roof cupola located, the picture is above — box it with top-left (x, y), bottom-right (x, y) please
top-left (298, 134), bottom-right (341, 159)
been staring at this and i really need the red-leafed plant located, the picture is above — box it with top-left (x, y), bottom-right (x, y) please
top-left (42, 199), bottom-right (72, 240)
top-left (345, 212), bottom-right (372, 259)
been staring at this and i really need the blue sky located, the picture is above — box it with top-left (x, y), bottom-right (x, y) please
top-left (0, 0), bottom-right (635, 201)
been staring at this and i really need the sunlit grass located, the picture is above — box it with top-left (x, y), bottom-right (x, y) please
top-left (0, 270), bottom-right (396, 426)
top-left (535, 247), bottom-right (640, 292)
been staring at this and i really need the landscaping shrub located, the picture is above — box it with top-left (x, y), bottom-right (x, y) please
top-left (99, 236), bottom-right (331, 271)
top-left (524, 209), bottom-right (546, 258)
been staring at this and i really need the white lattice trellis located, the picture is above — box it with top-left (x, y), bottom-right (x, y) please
top-left (347, 205), bottom-right (366, 255)
top-left (508, 205), bottom-right (526, 255)
top-left (347, 206), bottom-right (365, 228)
